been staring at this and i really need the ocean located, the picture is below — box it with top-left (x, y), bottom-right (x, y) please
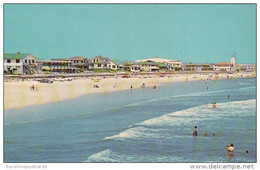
top-left (4, 78), bottom-right (256, 163)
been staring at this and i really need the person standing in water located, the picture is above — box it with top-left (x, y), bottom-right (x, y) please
top-left (227, 94), bottom-right (230, 100)
top-left (227, 143), bottom-right (234, 157)
top-left (193, 126), bottom-right (197, 136)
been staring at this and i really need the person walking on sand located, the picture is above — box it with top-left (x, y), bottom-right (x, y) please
top-left (193, 126), bottom-right (197, 136)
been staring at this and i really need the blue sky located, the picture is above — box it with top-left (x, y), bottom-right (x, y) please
top-left (4, 4), bottom-right (256, 63)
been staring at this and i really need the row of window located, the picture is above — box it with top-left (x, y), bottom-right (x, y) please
top-left (6, 66), bottom-right (20, 68)
top-left (72, 60), bottom-right (84, 63)
top-left (6, 59), bottom-right (35, 64)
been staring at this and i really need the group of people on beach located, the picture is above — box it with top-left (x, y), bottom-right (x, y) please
top-left (93, 85), bottom-right (99, 88)
top-left (113, 83), bottom-right (118, 88)
top-left (29, 84), bottom-right (38, 91)
top-left (130, 83), bottom-right (157, 90)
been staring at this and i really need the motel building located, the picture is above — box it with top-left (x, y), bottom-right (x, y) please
top-left (182, 64), bottom-right (213, 72)
top-left (212, 62), bottom-right (234, 72)
top-left (138, 61), bottom-right (160, 72)
top-left (4, 52), bottom-right (37, 75)
top-left (37, 59), bottom-right (78, 74)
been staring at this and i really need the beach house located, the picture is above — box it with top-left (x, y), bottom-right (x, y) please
top-left (4, 52), bottom-right (37, 75)
top-left (69, 56), bottom-right (87, 72)
top-left (107, 59), bottom-right (124, 70)
top-left (123, 61), bottom-right (141, 73)
top-left (89, 56), bottom-right (110, 71)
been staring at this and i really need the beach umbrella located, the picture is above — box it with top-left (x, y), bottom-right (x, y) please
top-left (42, 67), bottom-right (51, 71)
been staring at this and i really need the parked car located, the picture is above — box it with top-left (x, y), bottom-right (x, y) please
top-left (121, 75), bottom-right (129, 78)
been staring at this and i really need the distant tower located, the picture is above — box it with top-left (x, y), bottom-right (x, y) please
top-left (230, 52), bottom-right (236, 67)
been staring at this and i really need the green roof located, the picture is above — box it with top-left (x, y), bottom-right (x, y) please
top-left (157, 62), bottom-right (168, 67)
top-left (138, 61), bottom-right (157, 65)
top-left (111, 59), bottom-right (124, 65)
top-left (4, 53), bottom-right (31, 59)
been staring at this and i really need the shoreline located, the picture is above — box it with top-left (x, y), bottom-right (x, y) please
top-left (4, 72), bottom-right (255, 110)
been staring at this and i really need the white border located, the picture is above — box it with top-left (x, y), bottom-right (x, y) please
top-left (1, 1), bottom-right (258, 170)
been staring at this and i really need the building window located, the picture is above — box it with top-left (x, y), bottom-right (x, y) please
top-left (81, 61), bottom-right (83, 63)
top-left (98, 64), bottom-right (101, 67)
top-left (112, 65), bottom-right (115, 68)
top-left (32, 60), bottom-right (34, 63)
top-left (25, 59), bottom-right (27, 63)
top-left (16, 66), bottom-right (20, 68)
top-left (7, 59), bottom-right (11, 63)
top-left (16, 59), bottom-right (20, 63)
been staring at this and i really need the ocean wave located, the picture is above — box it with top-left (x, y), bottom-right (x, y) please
top-left (125, 90), bottom-right (222, 107)
top-left (85, 148), bottom-right (184, 162)
top-left (85, 149), bottom-right (120, 162)
top-left (124, 86), bottom-right (255, 107)
top-left (104, 126), bottom-right (160, 141)
top-left (103, 99), bottom-right (255, 141)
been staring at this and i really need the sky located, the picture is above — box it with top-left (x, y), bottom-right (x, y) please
top-left (4, 4), bottom-right (256, 63)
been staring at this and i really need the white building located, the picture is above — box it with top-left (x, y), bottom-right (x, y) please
top-left (138, 61), bottom-right (160, 72)
top-left (4, 52), bottom-right (37, 75)
top-left (68, 56), bottom-right (87, 72)
top-left (212, 62), bottom-right (233, 72)
top-left (135, 57), bottom-right (182, 71)
top-left (89, 56), bottom-right (110, 70)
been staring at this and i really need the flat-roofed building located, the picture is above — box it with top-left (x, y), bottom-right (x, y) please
top-left (135, 57), bottom-right (182, 71)
top-left (236, 64), bottom-right (256, 72)
top-left (37, 59), bottom-right (77, 74)
top-left (212, 62), bottom-right (233, 72)
top-left (182, 64), bottom-right (213, 72)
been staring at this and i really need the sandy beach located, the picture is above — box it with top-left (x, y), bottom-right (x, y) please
top-left (4, 72), bottom-right (255, 110)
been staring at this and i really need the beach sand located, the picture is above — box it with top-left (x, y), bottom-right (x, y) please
top-left (4, 72), bottom-right (255, 110)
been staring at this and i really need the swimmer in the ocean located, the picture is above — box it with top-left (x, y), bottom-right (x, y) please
top-left (227, 143), bottom-right (234, 157)
top-left (193, 126), bottom-right (197, 136)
